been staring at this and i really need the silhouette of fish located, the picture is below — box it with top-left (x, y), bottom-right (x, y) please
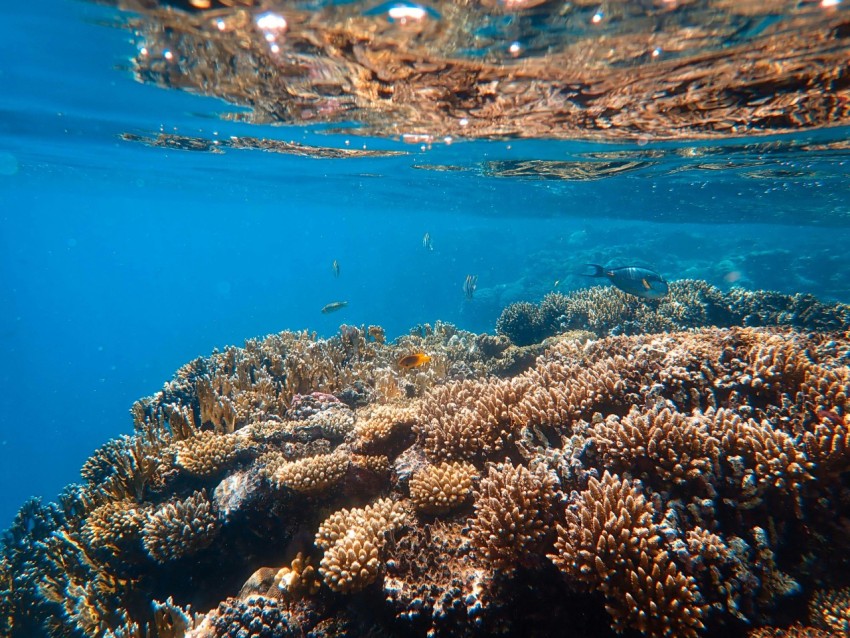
top-left (321, 301), bottom-right (348, 314)
top-left (584, 264), bottom-right (668, 299)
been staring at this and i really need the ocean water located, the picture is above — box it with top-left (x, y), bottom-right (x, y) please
top-left (2, 0), bottom-right (849, 529)
top-left (1, 0), bottom-right (850, 635)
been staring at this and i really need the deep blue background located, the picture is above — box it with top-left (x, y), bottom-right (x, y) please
top-left (1, 0), bottom-right (849, 529)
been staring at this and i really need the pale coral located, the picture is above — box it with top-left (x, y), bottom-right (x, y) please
top-left (409, 461), bottom-right (478, 515)
top-left (269, 451), bottom-right (350, 495)
top-left (315, 498), bottom-right (408, 593)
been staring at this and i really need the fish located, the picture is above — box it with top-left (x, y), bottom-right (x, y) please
top-left (583, 264), bottom-right (669, 299)
top-left (398, 352), bottom-right (431, 369)
top-left (464, 274), bottom-right (478, 300)
top-left (423, 232), bottom-right (433, 251)
top-left (332, 259), bottom-right (340, 278)
top-left (321, 301), bottom-right (348, 314)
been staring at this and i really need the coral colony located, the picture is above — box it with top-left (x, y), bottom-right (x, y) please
top-left (2, 281), bottom-right (850, 638)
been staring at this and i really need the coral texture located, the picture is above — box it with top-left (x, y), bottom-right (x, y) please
top-left (142, 490), bottom-right (221, 563)
top-left (550, 471), bottom-right (707, 638)
top-left (470, 461), bottom-right (560, 569)
top-left (409, 461), bottom-right (478, 515)
top-left (315, 498), bottom-right (408, 593)
top-left (3, 296), bottom-right (850, 638)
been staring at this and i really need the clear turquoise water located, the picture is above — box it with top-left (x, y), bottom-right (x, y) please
top-left (1, 0), bottom-right (849, 528)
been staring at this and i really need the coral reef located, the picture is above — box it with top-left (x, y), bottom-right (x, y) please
top-left (497, 281), bottom-right (850, 344)
top-left (2, 287), bottom-right (850, 638)
top-left (550, 471), bottom-right (706, 637)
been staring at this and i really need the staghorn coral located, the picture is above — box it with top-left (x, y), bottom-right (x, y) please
top-left (315, 498), bottom-right (409, 593)
top-left (469, 461), bottom-right (560, 570)
top-left (142, 490), bottom-right (221, 563)
top-left (550, 471), bottom-right (707, 638)
top-left (409, 461), bottom-right (478, 515)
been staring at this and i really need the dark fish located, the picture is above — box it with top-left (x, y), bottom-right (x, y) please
top-left (584, 264), bottom-right (669, 299)
top-left (332, 260), bottom-right (340, 278)
top-left (321, 301), bottom-right (348, 314)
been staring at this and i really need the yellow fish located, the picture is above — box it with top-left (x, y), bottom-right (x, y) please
top-left (398, 352), bottom-right (431, 370)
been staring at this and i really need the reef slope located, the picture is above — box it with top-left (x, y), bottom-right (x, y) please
top-left (2, 282), bottom-right (849, 638)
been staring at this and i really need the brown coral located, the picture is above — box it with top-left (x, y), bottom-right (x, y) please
top-left (469, 461), bottom-right (559, 570)
top-left (269, 451), bottom-right (350, 495)
top-left (550, 471), bottom-right (706, 638)
top-left (589, 406), bottom-right (720, 487)
top-left (353, 403), bottom-right (417, 452)
top-left (315, 498), bottom-right (408, 593)
top-left (409, 461), bottom-right (478, 515)
top-left (80, 499), bottom-right (146, 563)
top-left (809, 587), bottom-right (850, 634)
top-left (748, 625), bottom-right (838, 638)
top-left (142, 490), bottom-right (220, 563)
top-left (172, 430), bottom-right (246, 477)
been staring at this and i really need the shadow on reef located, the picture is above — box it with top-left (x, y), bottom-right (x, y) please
top-left (2, 281), bottom-right (850, 638)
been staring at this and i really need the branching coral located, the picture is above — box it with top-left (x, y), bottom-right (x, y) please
top-left (353, 403), bottom-right (418, 452)
top-left (315, 498), bottom-right (409, 593)
top-left (469, 461), bottom-right (560, 570)
top-left (203, 596), bottom-right (297, 638)
top-left (268, 450), bottom-right (350, 495)
top-left (550, 472), bottom-right (706, 638)
top-left (409, 461), bottom-right (478, 515)
top-left (497, 282), bottom-right (850, 344)
top-left (589, 406), bottom-right (720, 488)
top-left (5, 308), bottom-right (850, 638)
top-left (171, 430), bottom-right (248, 478)
top-left (142, 490), bottom-right (221, 563)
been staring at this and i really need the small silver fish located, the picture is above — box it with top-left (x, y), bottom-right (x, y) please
top-left (332, 260), bottom-right (340, 278)
top-left (584, 264), bottom-right (668, 299)
top-left (423, 232), bottom-right (433, 251)
top-left (321, 301), bottom-right (348, 314)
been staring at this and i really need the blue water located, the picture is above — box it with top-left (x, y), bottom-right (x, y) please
top-left (1, 0), bottom-right (849, 529)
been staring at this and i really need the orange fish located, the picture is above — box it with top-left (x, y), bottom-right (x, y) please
top-left (398, 352), bottom-right (431, 370)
